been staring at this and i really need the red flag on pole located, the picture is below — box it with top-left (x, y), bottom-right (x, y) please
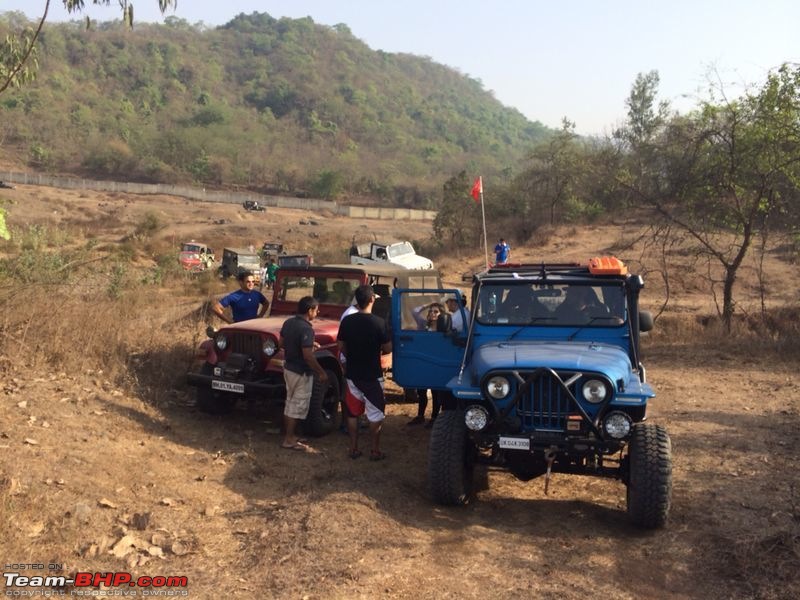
top-left (470, 176), bottom-right (482, 202)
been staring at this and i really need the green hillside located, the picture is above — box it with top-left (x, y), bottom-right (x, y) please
top-left (0, 11), bottom-right (551, 206)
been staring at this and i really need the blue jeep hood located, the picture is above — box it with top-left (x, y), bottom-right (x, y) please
top-left (471, 340), bottom-right (633, 384)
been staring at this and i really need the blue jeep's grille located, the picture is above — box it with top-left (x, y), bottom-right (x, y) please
top-left (518, 371), bottom-right (576, 431)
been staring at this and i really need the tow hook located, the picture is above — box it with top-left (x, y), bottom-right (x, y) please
top-left (544, 447), bottom-right (557, 495)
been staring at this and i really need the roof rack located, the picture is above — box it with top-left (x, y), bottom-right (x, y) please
top-left (476, 257), bottom-right (629, 280)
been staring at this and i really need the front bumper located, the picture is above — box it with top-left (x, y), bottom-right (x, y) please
top-left (186, 368), bottom-right (285, 399)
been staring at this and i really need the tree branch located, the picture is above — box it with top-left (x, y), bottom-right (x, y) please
top-left (0, 0), bottom-right (50, 95)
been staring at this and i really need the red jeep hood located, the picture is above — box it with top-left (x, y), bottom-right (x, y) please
top-left (220, 315), bottom-right (341, 345)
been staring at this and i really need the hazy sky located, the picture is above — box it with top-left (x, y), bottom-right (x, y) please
top-left (4, 1), bottom-right (799, 135)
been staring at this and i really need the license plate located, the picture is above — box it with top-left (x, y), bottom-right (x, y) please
top-left (211, 380), bottom-right (245, 394)
top-left (498, 436), bottom-right (530, 451)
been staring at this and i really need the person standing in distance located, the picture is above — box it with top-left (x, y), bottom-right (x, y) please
top-left (266, 258), bottom-right (279, 290)
top-left (212, 270), bottom-right (269, 324)
top-left (494, 238), bottom-right (511, 265)
top-left (279, 296), bottom-right (328, 451)
top-left (337, 285), bottom-right (391, 460)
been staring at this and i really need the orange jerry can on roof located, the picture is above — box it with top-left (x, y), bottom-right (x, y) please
top-left (588, 256), bottom-right (628, 275)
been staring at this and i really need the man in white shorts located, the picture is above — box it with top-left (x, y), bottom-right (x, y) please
top-left (337, 285), bottom-right (392, 460)
top-left (279, 296), bottom-right (328, 451)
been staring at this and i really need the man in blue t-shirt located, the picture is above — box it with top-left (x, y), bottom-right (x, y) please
top-left (494, 238), bottom-right (511, 264)
top-left (213, 271), bottom-right (270, 323)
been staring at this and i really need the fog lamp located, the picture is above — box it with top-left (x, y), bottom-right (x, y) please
top-left (603, 411), bottom-right (632, 439)
top-left (464, 406), bottom-right (489, 431)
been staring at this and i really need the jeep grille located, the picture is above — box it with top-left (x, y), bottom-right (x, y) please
top-left (229, 333), bottom-right (263, 362)
top-left (518, 371), bottom-right (578, 431)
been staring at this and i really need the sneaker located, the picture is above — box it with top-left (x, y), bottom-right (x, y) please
top-left (407, 416), bottom-right (425, 426)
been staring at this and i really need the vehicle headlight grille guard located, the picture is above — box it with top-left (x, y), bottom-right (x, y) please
top-left (497, 367), bottom-right (605, 439)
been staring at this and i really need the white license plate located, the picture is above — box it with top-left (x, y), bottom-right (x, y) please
top-left (211, 380), bottom-right (245, 394)
top-left (498, 436), bottom-right (530, 451)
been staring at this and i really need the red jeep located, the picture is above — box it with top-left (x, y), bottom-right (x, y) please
top-left (179, 241), bottom-right (214, 272)
top-left (187, 263), bottom-right (442, 436)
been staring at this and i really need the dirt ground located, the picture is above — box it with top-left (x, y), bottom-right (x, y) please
top-left (1, 183), bottom-right (799, 599)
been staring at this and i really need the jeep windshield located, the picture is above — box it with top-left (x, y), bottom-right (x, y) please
top-left (278, 274), bottom-right (363, 306)
top-left (237, 255), bottom-right (261, 270)
top-left (387, 242), bottom-right (415, 258)
top-left (182, 243), bottom-right (209, 254)
top-left (475, 282), bottom-right (626, 327)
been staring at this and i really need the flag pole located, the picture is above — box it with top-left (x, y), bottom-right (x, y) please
top-left (471, 176), bottom-right (489, 268)
top-left (478, 177), bottom-right (489, 268)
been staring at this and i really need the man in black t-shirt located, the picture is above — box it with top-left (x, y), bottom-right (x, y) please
top-left (279, 296), bottom-right (328, 452)
top-left (337, 284), bottom-right (392, 461)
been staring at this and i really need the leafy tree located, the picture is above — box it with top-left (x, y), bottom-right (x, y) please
top-left (615, 70), bottom-right (671, 150)
top-left (311, 169), bottom-right (344, 200)
top-left (433, 171), bottom-right (481, 249)
top-left (516, 118), bottom-right (582, 226)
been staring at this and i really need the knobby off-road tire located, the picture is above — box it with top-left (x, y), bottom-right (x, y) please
top-left (626, 423), bottom-right (672, 529)
top-left (196, 363), bottom-right (235, 415)
top-left (303, 369), bottom-right (340, 437)
top-left (429, 409), bottom-right (475, 505)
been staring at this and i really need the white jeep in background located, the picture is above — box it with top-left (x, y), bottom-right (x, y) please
top-left (349, 240), bottom-right (434, 270)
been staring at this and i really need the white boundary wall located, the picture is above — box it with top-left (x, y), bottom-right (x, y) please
top-left (0, 170), bottom-right (435, 221)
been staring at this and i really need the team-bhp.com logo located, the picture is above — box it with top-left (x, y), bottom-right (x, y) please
top-left (3, 571), bottom-right (188, 596)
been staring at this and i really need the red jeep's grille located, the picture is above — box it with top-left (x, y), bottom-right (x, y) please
top-left (229, 333), bottom-right (263, 362)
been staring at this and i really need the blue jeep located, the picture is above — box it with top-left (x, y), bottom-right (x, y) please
top-left (391, 257), bottom-right (672, 529)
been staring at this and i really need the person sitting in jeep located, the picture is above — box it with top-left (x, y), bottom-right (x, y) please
top-left (554, 285), bottom-right (609, 322)
top-left (498, 285), bottom-right (549, 323)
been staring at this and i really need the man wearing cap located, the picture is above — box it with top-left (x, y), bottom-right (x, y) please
top-left (444, 295), bottom-right (470, 333)
top-left (337, 284), bottom-right (391, 460)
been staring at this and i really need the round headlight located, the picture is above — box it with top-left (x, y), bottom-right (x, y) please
top-left (603, 411), bottom-right (632, 439)
top-left (582, 379), bottom-right (608, 403)
top-left (263, 338), bottom-right (278, 356)
top-left (486, 376), bottom-right (510, 399)
top-left (215, 334), bottom-right (228, 351)
top-left (464, 406), bottom-right (489, 431)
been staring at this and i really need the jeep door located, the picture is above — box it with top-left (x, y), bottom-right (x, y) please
top-left (391, 289), bottom-right (465, 390)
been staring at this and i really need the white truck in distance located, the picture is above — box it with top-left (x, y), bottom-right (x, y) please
top-left (349, 241), bottom-right (434, 270)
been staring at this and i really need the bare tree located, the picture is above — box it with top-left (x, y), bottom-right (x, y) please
top-left (622, 65), bottom-right (800, 329)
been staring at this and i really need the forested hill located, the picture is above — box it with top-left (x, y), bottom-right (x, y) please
top-left (0, 11), bottom-right (551, 207)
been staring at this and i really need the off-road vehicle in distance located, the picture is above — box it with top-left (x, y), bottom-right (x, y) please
top-left (391, 257), bottom-right (671, 528)
top-left (187, 263), bottom-right (441, 436)
top-left (243, 200), bottom-right (266, 212)
top-left (261, 242), bottom-right (285, 260)
top-left (349, 240), bottom-right (434, 270)
top-left (218, 247), bottom-right (262, 284)
top-left (179, 241), bottom-right (215, 272)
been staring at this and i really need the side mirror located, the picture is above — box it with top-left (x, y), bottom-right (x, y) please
top-left (205, 325), bottom-right (217, 339)
top-left (639, 311), bottom-right (654, 332)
